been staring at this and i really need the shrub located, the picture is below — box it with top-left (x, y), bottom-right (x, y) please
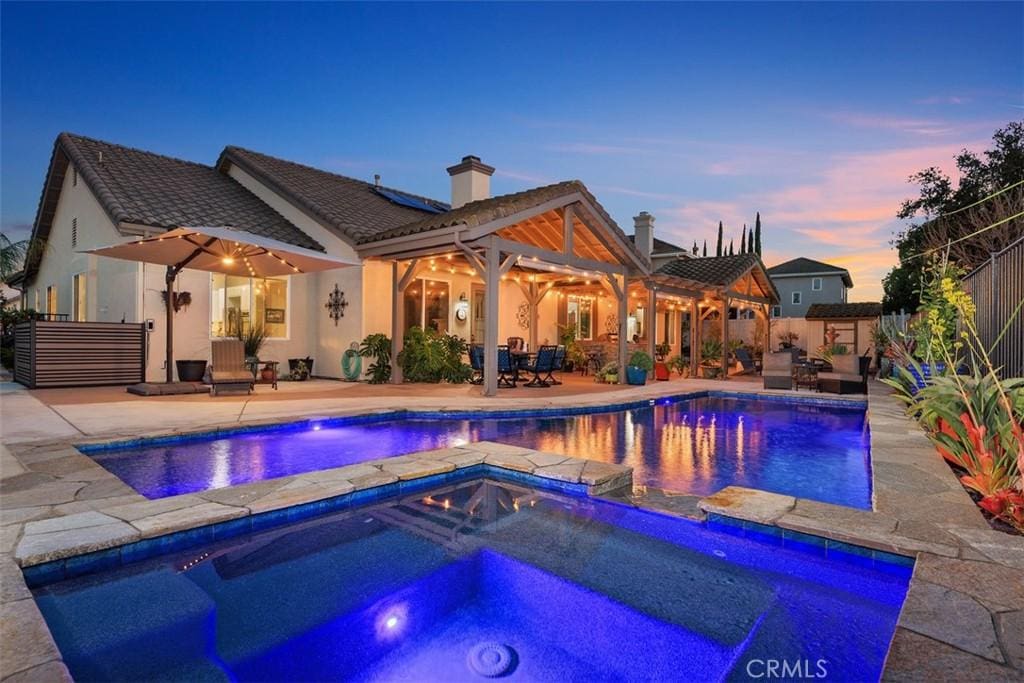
top-left (667, 354), bottom-right (689, 376)
top-left (397, 326), bottom-right (472, 384)
top-left (235, 324), bottom-right (267, 358)
top-left (358, 333), bottom-right (391, 384)
top-left (598, 361), bottom-right (619, 383)
top-left (628, 350), bottom-right (654, 372)
top-left (700, 338), bottom-right (723, 365)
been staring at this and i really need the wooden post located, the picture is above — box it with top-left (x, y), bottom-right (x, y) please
top-left (390, 261), bottom-right (403, 384)
top-left (647, 285), bottom-right (657, 371)
top-left (618, 276), bottom-right (628, 383)
top-left (721, 297), bottom-right (730, 381)
top-left (690, 298), bottom-right (700, 376)
top-left (528, 281), bottom-right (539, 352)
top-left (562, 204), bottom-right (575, 256)
top-left (484, 242), bottom-right (500, 396)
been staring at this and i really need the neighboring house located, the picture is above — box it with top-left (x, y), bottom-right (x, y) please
top-left (766, 257), bottom-right (853, 318)
top-left (14, 132), bottom-right (777, 385)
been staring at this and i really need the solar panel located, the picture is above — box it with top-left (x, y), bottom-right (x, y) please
top-left (374, 188), bottom-right (449, 214)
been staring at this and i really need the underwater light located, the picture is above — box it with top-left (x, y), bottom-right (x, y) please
top-left (385, 616), bottom-right (398, 629)
top-left (312, 425), bottom-right (321, 431)
top-left (375, 603), bottom-right (409, 640)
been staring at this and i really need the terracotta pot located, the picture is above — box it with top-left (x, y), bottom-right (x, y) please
top-left (261, 366), bottom-right (275, 382)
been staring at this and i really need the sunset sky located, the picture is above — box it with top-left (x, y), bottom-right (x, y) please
top-left (3, 2), bottom-right (1021, 301)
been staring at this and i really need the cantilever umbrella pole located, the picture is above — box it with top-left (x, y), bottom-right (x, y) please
top-left (163, 237), bottom-right (217, 383)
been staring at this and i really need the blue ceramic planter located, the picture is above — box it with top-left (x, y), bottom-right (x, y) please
top-left (626, 366), bottom-right (648, 385)
top-left (905, 362), bottom-right (946, 393)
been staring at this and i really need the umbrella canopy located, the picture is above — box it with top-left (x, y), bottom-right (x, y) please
top-left (84, 226), bottom-right (359, 384)
top-left (85, 225), bottom-right (357, 276)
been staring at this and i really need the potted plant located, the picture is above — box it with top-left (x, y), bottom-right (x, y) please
top-left (655, 342), bottom-right (671, 362)
top-left (288, 356), bottom-right (315, 377)
top-left (777, 330), bottom-right (799, 350)
top-left (289, 359), bottom-right (309, 381)
top-left (175, 359), bottom-right (207, 383)
top-left (700, 338), bottom-right (723, 378)
top-left (626, 350), bottom-right (654, 385)
top-left (597, 361), bottom-right (619, 384)
top-left (667, 354), bottom-right (689, 377)
top-left (558, 324), bottom-right (581, 372)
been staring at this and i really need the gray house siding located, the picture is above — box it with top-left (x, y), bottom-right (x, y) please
top-left (770, 274), bottom-right (847, 317)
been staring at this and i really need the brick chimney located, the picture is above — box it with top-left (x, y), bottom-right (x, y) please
top-left (446, 155), bottom-right (494, 209)
top-left (633, 211), bottom-right (655, 258)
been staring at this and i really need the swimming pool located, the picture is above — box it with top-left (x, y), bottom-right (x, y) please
top-left (33, 476), bottom-right (909, 682)
top-left (84, 393), bottom-right (872, 508)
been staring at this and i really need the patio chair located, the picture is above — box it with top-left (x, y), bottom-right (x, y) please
top-left (522, 345), bottom-right (558, 387)
top-left (818, 353), bottom-right (868, 395)
top-left (469, 345), bottom-right (484, 385)
top-left (497, 345), bottom-right (517, 388)
top-left (210, 339), bottom-right (254, 396)
top-left (507, 337), bottom-right (525, 353)
top-left (544, 345), bottom-right (566, 385)
top-left (762, 351), bottom-right (793, 390)
top-left (733, 348), bottom-right (757, 375)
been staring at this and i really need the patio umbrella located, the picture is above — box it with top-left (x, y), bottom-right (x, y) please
top-left (85, 226), bottom-right (358, 383)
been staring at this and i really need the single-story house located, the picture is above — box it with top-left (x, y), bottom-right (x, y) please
top-left (12, 132), bottom-right (778, 394)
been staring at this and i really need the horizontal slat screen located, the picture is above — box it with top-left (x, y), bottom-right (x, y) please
top-left (14, 321), bottom-right (146, 388)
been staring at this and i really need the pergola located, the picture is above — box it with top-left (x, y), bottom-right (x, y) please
top-left (358, 182), bottom-right (649, 396)
top-left (358, 181), bottom-right (778, 395)
top-left (653, 255), bottom-right (779, 375)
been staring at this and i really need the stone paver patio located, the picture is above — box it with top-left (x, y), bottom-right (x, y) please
top-left (2, 377), bottom-right (1022, 681)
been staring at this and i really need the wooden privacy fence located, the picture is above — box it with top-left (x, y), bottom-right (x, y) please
top-left (962, 234), bottom-right (1024, 379)
top-left (13, 320), bottom-right (146, 388)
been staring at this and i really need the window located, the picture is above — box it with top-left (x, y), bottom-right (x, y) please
top-left (46, 286), bottom-right (57, 315)
top-left (567, 295), bottom-right (593, 340)
top-left (791, 291), bottom-right (802, 305)
top-left (811, 277), bottom-right (822, 291)
top-left (661, 310), bottom-right (677, 345)
top-left (73, 274), bottom-right (87, 321)
top-left (404, 279), bottom-right (450, 333)
top-left (210, 275), bottom-right (289, 338)
top-left (771, 305), bottom-right (782, 318)
top-left (71, 218), bottom-right (78, 249)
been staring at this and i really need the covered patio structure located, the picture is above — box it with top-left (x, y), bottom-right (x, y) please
top-left (358, 181), bottom-right (778, 395)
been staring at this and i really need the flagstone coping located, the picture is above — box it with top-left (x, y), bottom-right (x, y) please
top-left (9, 443), bottom-right (630, 568)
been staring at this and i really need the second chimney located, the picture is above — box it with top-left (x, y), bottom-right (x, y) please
top-left (447, 155), bottom-right (495, 209)
top-left (633, 211), bottom-right (655, 259)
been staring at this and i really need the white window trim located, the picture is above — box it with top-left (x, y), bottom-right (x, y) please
top-left (811, 277), bottom-right (822, 291)
top-left (791, 291), bottom-right (802, 305)
top-left (209, 274), bottom-right (292, 341)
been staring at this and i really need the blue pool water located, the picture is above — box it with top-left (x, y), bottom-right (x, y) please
top-left (34, 477), bottom-right (910, 682)
top-left (86, 394), bottom-right (871, 508)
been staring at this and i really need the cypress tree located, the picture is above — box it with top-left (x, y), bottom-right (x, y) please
top-left (740, 224), bottom-right (747, 253)
top-left (754, 212), bottom-right (762, 255)
top-left (692, 240), bottom-right (699, 255)
top-left (716, 221), bottom-right (723, 256)
top-left (729, 239), bottom-right (734, 256)
top-left (702, 239), bottom-right (707, 257)
top-left (747, 228), bottom-right (754, 254)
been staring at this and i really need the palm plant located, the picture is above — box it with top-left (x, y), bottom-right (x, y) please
top-left (0, 234), bottom-right (45, 283)
top-left (236, 324), bottom-right (268, 359)
top-left (358, 333), bottom-right (392, 384)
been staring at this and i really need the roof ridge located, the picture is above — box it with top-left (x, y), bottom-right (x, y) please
top-left (61, 132), bottom-right (215, 170)
top-left (222, 145), bottom-right (448, 206)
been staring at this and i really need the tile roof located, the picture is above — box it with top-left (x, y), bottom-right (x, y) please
top-left (767, 257), bottom-right (853, 287)
top-left (57, 133), bottom-right (320, 250)
top-left (218, 146), bottom-right (445, 245)
top-left (805, 302), bottom-right (883, 320)
top-left (627, 234), bottom-right (691, 255)
top-left (360, 180), bottom-right (648, 268)
top-left (656, 253), bottom-right (762, 286)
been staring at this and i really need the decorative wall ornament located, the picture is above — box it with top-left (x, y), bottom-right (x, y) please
top-left (516, 301), bottom-right (530, 330)
top-left (325, 284), bottom-right (349, 326)
top-left (605, 313), bottom-right (618, 334)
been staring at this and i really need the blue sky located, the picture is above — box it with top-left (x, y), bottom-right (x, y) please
top-left (3, 1), bottom-right (1021, 299)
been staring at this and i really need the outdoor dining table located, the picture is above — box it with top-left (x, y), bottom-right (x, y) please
top-left (511, 351), bottom-right (534, 382)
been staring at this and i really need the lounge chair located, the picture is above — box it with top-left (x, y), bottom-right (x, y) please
top-left (210, 339), bottom-right (254, 396)
top-left (497, 346), bottom-right (517, 388)
top-left (545, 345), bottom-right (566, 385)
top-left (469, 345), bottom-right (484, 385)
top-left (733, 348), bottom-right (757, 375)
top-left (522, 345), bottom-right (558, 387)
top-left (818, 353), bottom-right (868, 394)
top-left (762, 351), bottom-right (793, 390)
